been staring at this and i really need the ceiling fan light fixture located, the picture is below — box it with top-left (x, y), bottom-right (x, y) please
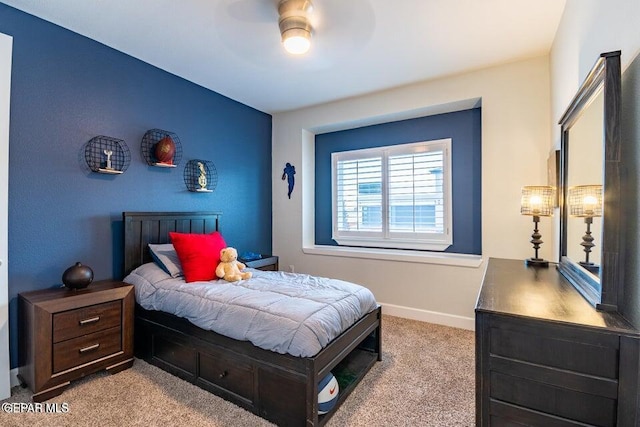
top-left (281, 27), bottom-right (311, 55)
top-left (278, 0), bottom-right (313, 55)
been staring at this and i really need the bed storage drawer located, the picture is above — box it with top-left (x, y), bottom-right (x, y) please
top-left (199, 351), bottom-right (254, 403)
top-left (150, 327), bottom-right (257, 404)
top-left (53, 300), bottom-right (122, 343)
top-left (151, 332), bottom-right (198, 381)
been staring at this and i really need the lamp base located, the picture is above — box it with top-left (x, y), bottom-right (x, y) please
top-left (525, 258), bottom-right (549, 268)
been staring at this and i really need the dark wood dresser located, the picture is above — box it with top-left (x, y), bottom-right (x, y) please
top-left (19, 280), bottom-right (134, 402)
top-left (476, 258), bottom-right (640, 426)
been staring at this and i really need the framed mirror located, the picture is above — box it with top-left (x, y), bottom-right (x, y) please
top-left (558, 51), bottom-right (622, 312)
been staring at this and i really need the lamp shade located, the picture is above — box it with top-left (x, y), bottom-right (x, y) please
top-left (521, 186), bottom-right (555, 216)
top-left (568, 184), bottom-right (603, 217)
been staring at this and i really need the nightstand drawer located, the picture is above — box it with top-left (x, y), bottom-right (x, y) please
top-left (53, 300), bottom-right (122, 343)
top-left (53, 326), bottom-right (122, 373)
top-left (19, 280), bottom-right (134, 402)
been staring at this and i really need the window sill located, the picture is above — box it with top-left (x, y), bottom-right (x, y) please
top-left (302, 245), bottom-right (483, 268)
top-left (333, 236), bottom-right (451, 251)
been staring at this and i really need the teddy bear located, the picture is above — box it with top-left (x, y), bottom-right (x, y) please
top-left (215, 247), bottom-right (252, 282)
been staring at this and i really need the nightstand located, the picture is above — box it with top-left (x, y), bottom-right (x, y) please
top-left (18, 280), bottom-right (134, 402)
top-left (242, 255), bottom-right (279, 271)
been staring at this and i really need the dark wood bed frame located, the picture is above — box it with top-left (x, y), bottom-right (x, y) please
top-left (123, 212), bottom-right (382, 426)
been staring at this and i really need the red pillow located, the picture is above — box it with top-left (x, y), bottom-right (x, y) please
top-left (169, 231), bottom-right (227, 282)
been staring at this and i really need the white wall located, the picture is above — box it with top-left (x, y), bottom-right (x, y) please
top-left (550, 0), bottom-right (640, 134)
top-left (272, 56), bottom-right (551, 328)
top-left (550, 0), bottom-right (640, 327)
top-left (0, 31), bottom-right (12, 400)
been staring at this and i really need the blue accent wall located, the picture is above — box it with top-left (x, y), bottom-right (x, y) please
top-left (315, 108), bottom-right (481, 254)
top-left (0, 4), bottom-right (272, 368)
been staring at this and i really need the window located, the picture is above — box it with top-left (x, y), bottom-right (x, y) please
top-left (315, 108), bottom-right (481, 255)
top-left (331, 139), bottom-right (452, 251)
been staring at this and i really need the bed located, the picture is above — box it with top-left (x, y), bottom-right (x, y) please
top-left (122, 211), bottom-right (382, 426)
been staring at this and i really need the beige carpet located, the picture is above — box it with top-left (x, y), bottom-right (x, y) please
top-left (0, 315), bottom-right (475, 426)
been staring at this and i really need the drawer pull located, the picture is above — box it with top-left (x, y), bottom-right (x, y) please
top-left (219, 370), bottom-right (228, 379)
top-left (79, 343), bottom-right (100, 353)
top-left (79, 316), bottom-right (100, 325)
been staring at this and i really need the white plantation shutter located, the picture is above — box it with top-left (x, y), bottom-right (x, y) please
top-left (332, 139), bottom-right (452, 251)
top-left (388, 149), bottom-right (444, 234)
top-left (335, 156), bottom-right (382, 233)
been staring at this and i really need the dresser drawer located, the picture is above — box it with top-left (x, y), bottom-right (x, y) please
top-left (53, 300), bottom-right (122, 343)
top-left (490, 400), bottom-right (601, 427)
top-left (53, 326), bottom-right (122, 373)
top-left (199, 350), bottom-right (254, 402)
top-left (489, 320), bottom-right (619, 378)
top-left (476, 259), bottom-right (640, 427)
top-left (490, 371), bottom-right (617, 427)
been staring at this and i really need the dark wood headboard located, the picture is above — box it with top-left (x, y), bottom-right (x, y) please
top-left (123, 211), bottom-right (221, 275)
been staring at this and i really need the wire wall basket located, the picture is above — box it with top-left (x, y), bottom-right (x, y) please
top-left (141, 129), bottom-right (183, 167)
top-left (84, 136), bottom-right (131, 174)
top-left (183, 159), bottom-right (218, 193)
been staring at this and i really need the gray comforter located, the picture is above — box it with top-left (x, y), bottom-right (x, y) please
top-left (124, 263), bottom-right (378, 357)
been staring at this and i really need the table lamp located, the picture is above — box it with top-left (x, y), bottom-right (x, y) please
top-left (568, 184), bottom-right (603, 271)
top-left (521, 186), bottom-right (555, 267)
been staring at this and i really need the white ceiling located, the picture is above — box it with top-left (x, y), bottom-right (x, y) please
top-left (1, 0), bottom-right (566, 113)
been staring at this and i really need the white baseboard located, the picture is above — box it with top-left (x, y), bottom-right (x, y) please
top-left (380, 302), bottom-right (475, 331)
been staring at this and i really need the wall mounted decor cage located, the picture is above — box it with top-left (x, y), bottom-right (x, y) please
top-left (141, 129), bottom-right (183, 167)
top-left (183, 159), bottom-right (217, 193)
top-left (84, 136), bottom-right (131, 174)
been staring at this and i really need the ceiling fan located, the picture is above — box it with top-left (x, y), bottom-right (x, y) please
top-left (211, 0), bottom-right (375, 66)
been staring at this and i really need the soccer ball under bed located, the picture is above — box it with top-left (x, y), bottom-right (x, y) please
top-left (318, 372), bottom-right (339, 415)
